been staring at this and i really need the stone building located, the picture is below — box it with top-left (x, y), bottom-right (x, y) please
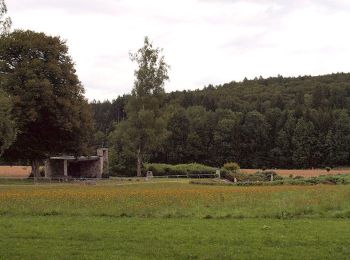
top-left (45, 148), bottom-right (109, 178)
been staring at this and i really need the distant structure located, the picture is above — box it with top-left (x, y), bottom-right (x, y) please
top-left (45, 148), bottom-right (109, 178)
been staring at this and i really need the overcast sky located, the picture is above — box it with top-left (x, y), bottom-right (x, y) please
top-left (7, 0), bottom-right (350, 101)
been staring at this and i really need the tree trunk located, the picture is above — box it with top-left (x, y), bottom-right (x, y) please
top-left (31, 159), bottom-right (41, 180)
top-left (136, 147), bottom-right (142, 177)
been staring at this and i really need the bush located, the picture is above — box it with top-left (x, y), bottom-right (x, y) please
top-left (223, 162), bottom-right (240, 173)
top-left (255, 170), bottom-right (283, 181)
top-left (294, 175), bottom-right (304, 179)
top-left (224, 172), bottom-right (251, 182)
top-left (192, 173), bottom-right (350, 186)
top-left (326, 167), bottom-right (331, 172)
top-left (224, 170), bottom-right (282, 183)
top-left (144, 163), bottom-right (217, 177)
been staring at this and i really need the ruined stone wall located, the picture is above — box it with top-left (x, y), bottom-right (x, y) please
top-left (78, 160), bottom-right (102, 178)
top-left (68, 160), bottom-right (102, 178)
top-left (45, 160), bottom-right (64, 177)
top-left (97, 148), bottom-right (109, 175)
top-left (45, 151), bottom-right (106, 178)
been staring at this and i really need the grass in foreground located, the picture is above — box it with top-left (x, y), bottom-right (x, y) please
top-left (0, 181), bottom-right (350, 259)
top-left (1, 216), bottom-right (349, 259)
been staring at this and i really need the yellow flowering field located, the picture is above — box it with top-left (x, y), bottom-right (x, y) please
top-left (1, 181), bottom-right (349, 218)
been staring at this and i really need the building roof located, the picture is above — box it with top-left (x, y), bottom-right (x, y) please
top-left (49, 156), bottom-right (100, 161)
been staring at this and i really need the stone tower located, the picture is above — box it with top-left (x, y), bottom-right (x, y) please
top-left (97, 148), bottom-right (109, 176)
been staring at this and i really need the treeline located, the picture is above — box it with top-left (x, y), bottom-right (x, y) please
top-left (90, 95), bottom-right (128, 146)
top-left (92, 73), bottom-right (350, 173)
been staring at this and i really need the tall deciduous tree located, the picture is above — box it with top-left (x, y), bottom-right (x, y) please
top-left (0, 89), bottom-right (16, 156)
top-left (0, 1), bottom-right (15, 156)
top-left (0, 0), bottom-right (11, 35)
top-left (111, 37), bottom-right (169, 176)
top-left (0, 30), bottom-right (94, 177)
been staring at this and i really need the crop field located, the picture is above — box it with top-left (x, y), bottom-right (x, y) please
top-left (0, 166), bottom-right (31, 178)
top-left (0, 180), bottom-right (350, 259)
top-left (1, 165), bottom-right (350, 179)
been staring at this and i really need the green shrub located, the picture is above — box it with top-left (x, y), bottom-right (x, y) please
top-left (224, 172), bottom-right (250, 182)
top-left (144, 163), bottom-right (217, 177)
top-left (255, 170), bottom-right (283, 181)
top-left (224, 170), bottom-right (282, 183)
top-left (192, 173), bottom-right (350, 186)
top-left (223, 162), bottom-right (240, 173)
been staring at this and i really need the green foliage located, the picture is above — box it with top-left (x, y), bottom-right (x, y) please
top-left (144, 163), bottom-right (217, 177)
top-left (95, 73), bottom-right (350, 169)
top-left (224, 170), bottom-right (282, 183)
top-left (0, 89), bottom-right (16, 156)
top-left (255, 170), bottom-right (282, 181)
top-left (165, 107), bottom-right (190, 164)
top-left (202, 173), bottom-right (350, 186)
top-left (129, 36), bottom-right (169, 98)
top-left (292, 118), bottom-right (318, 167)
top-left (0, 30), bottom-right (94, 175)
top-left (223, 162), bottom-right (240, 173)
top-left (94, 130), bottom-right (106, 147)
top-left (90, 96), bottom-right (127, 142)
top-left (109, 37), bottom-right (169, 176)
top-left (0, 0), bottom-right (11, 35)
top-left (108, 132), bottom-right (137, 177)
top-left (281, 174), bottom-right (350, 186)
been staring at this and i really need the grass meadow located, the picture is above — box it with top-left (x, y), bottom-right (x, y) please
top-left (0, 180), bottom-right (350, 259)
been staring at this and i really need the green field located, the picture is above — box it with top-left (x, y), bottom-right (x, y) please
top-left (0, 180), bottom-right (350, 259)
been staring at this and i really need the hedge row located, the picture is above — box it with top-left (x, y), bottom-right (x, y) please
top-left (232, 175), bottom-right (350, 186)
top-left (222, 170), bottom-right (283, 182)
top-left (144, 163), bottom-right (218, 177)
top-left (191, 174), bottom-right (350, 186)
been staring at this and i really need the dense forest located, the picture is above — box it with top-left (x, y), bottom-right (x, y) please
top-left (91, 73), bottom-right (350, 174)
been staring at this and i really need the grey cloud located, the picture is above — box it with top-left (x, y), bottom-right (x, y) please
top-left (221, 32), bottom-right (273, 53)
top-left (291, 45), bottom-right (348, 56)
top-left (317, 0), bottom-right (350, 12)
top-left (197, 0), bottom-right (290, 28)
top-left (93, 53), bottom-right (129, 67)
